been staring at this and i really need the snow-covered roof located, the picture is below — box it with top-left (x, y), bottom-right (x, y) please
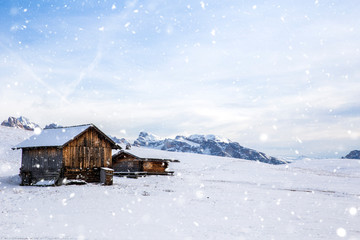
top-left (114, 146), bottom-right (179, 162)
top-left (13, 124), bottom-right (117, 149)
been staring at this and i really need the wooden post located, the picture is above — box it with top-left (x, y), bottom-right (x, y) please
top-left (100, 167), bottom-right (114, 185)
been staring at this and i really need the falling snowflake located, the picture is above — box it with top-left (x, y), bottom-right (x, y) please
top-left (336, 228), bottom-right (346, 237)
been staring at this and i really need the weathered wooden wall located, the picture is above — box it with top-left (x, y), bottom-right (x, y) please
top-left (20, 147), bottom-right (63, 185)
top-left (112, 154), bottom-right (142, 172)
top-left (112, 152), bottom-right (170, 173)
top-left (62, 127), bottom-right (112, 182)
top-left (143, 161), bottom-right (168, 173)
top-left (113, 160), bottom-right (142, 172)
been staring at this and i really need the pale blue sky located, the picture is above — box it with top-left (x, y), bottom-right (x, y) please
top-left (0, 0), bottom-right (359, 157)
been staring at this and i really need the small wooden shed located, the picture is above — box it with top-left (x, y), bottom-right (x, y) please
top-left (112, 148), bottom-right (179, 176)
top-left (13, 124), bottom-right (119, 185)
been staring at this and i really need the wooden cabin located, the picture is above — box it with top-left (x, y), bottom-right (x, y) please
top-left (112, 148), bottom-right (179, 176)
top-left (13, 124), bottom-right (119, 185)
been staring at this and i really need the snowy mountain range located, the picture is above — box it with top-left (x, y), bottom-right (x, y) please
top-left (1, 116), bottom-right (40, 131)
top-left (4, 116), bottom-right (355, 164)
top-left (133, 131), bottom-right (285, 165)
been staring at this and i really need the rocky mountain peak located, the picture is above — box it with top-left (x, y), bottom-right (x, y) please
top-left (1, 116), bottom-right (40, 131)
top-left (44, 123), bottom-right (63, 129)
top-left (134, 131), bottom-right (164, 147)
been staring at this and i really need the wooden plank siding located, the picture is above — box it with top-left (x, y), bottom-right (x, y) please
top-left (20, 147), bottom-right (63, 185)
top-left (112, 153), bottom-right (140, 172)
top-left (112, 151), bottom-right (172, 174)
top-left (113, 159), bottom-right (142, 172)
top-left (143, 161), bottom-right (168, 173)
top-left (62, 127), bottom-right (113, 182)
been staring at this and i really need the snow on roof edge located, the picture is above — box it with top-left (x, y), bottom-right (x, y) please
top-left (113, 148), bottom-right (180, 162)
top-left (13, 123), bottom-right (119, 149)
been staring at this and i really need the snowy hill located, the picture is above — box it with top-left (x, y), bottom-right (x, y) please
top-left (0, 126), bottom-right (33, 175)
top-left (1, 127), bottom-right (360, 239)
top-left (1, 116), bottom-right (40, 131)
top-left (134, 131), bottom-right (284, 165)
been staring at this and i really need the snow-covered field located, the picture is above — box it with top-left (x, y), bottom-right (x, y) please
top-left (0, 126), bottom-right (359, 240)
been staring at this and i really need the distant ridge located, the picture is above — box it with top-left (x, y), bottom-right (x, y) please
top-left (44, 123), bottom-right (63, 129)
top-left (1, 116), bottom-right (40, 131)
top-left (111, 136), bottom-right (131, 146)
top-left (133, 131), bottom-right (285, 165)
top-left (342, 150), bottom-right (360, 159)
